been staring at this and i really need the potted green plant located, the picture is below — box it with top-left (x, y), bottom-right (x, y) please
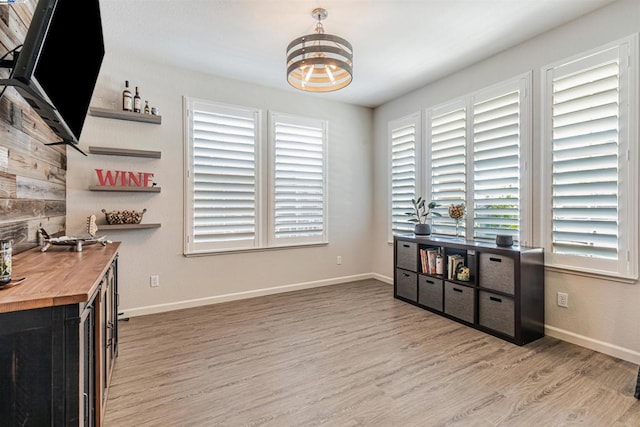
top-left (406, 197), bottom-right (441, 235)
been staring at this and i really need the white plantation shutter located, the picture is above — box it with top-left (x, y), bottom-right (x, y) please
top-left (184, 100), bottom-right (331, 255)
top-left (184, 99), bottom-right (260, 253)
top-left (269, 113), bottom-right (327, 246)
top-left (543, 38), bottom-right (637, 279)
top-left (427, 75), bottom-right (531, 242)
top-left (389, 114), bottom-right (420, 236)
top-left (552, 61), bottom-right (619, 259)
top-left (472, 88), bottom-right (521, 241)
top-left (429, 105), bottom-right (466, 236)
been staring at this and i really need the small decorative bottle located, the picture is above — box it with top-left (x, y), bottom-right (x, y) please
top-left (0, 240), bottom-right (12, 285)
top-left (435, 255), bottom-right (444, 275)
top-left (122, 80), bottom-right (133, 112)
top-left (144, 100), bottom-right (150, 114)
top-left (133, 86), bottom-right (141, 113)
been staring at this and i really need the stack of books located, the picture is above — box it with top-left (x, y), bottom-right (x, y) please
top-left (447, 254), bottom-right (465, 279)
top-left (419, 248), bottom-right (440, 274)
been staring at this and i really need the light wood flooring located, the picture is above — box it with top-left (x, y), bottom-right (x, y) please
top-left (104, 279), bottom-right (640, 426)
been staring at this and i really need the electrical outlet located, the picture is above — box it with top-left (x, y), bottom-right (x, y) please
top-left (150, 275), bottom-right (160, 288)
top-left (337, 256), bottom-right (342, 265)
top-left (557, 292), bottom-right (568, 308)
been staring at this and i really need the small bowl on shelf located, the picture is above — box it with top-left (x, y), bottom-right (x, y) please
top-left (495, 235), bottom-right (513, 247)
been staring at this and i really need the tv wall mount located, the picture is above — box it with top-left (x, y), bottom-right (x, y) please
top-left (0, 47), bottom-right (87, 156)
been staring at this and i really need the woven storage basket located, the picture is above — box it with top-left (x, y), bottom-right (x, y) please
top-left (102, 209), bottom-right (147, 225)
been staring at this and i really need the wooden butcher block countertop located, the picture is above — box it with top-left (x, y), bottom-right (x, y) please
top-left (0, 242), bottom-right (120, 314)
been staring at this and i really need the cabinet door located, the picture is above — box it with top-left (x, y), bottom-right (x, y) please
top-left (479, 253), bottom-right (515, 294)
top-left (96, 277), bottom-right (108, 422)
top-left (98, 264), bottom-right (117, 419)
top-left (396, 241), bottom-right (418, 272)
top-left (0, 308), bottom-right (55, 426)
top-left (418, 276), bottom-right (443, 311)
top-left (396, 269), bottom-right (418, 302)
top-left (444, 281), bottom-right (475, 323)
top-left (478, 291), bottom-right (515, 337)
top-left (111, 258), bottom-right (119, 359)
top-left (106, 264), bottom-right (116, 373)
top-left (79, 301), bottom-right (96, 427)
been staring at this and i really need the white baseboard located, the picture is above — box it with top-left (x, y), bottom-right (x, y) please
top-left (372, 273), bottom-right (393, 284)
top-left (545, 325), bottom-right (640, 365)
top-left (122, 273), bottom-right (377, 318)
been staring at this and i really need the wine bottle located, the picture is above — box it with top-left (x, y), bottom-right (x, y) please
top-left (144, 100), bottom-right (150, 114)
top-left (122, 80), bottom-right (133, 112)
top-left (134, 86), bottom-right (141, 113)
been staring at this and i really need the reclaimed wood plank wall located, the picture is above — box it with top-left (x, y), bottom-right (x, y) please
top-left (0, 0), bottom-right (66, 254)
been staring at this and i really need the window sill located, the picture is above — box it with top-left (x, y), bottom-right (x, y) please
top-left (544, 265), bottom-right (638, 285)
top-left (184, 241), bottom-right (328, 257)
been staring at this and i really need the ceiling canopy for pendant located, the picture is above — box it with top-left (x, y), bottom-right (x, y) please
top-left (286, 7), bottom-right (353, 92)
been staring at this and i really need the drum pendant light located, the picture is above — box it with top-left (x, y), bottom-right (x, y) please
top-left (286, 8), bottom-right (353, 92)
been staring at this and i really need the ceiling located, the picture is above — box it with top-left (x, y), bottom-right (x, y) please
top-left (99, 0), bottom-right (618, 108)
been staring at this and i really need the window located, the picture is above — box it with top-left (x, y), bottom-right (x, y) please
top-left (269, 113), bottom-right (328, 247)
top-left (184, 99), bottom-right (261, 254)
top-left (426, 74), bottom-right (531, 242)
top-left (542, 36), bottom-right (637, 279)
top-left (184, 99), bottom-right (327, 255)
top-left (388, 113), bottom-right (421, 238)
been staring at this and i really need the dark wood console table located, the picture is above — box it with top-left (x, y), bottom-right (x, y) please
top-left (0, 243), bottom-right (120, 426)
top-left (394, 234), bottom-right (544, 346)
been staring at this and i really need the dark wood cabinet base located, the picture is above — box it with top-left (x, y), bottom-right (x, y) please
top-left (394, 235), bottom-right (544, 346)
top-left (0, 245), bottom-right (119, 426)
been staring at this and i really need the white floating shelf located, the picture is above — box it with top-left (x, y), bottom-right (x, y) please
top-left (89, 107), bottom-right (162, 124)
top-left (99, 223), bottom-right (161, 230)
top-left (88, 146), bottom-right (161, 159)
top-left (89, 186), bottom-right (161, 193)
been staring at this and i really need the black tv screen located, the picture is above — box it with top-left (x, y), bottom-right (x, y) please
top-left (11, 0), bottom-right (104, 145)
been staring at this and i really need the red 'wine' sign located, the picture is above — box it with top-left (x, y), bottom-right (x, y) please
top-left (95, 169), bottom-right (155, 187)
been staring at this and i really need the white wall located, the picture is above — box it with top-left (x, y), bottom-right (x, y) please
top-left (68, 0), bottom-right (640, 365)
top-left (372, 0), bottom-right (640, 364)
top-left (67, 50), bottom-right (373, 317)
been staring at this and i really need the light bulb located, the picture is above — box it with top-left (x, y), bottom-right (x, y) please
top-left (304, 64), bottom-right (314, 82)
top-left (325, 65), bottom-right (335, 83)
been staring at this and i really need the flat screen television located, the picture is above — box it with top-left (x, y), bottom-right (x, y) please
top-left (1, 0), bottom-right (104, 154)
